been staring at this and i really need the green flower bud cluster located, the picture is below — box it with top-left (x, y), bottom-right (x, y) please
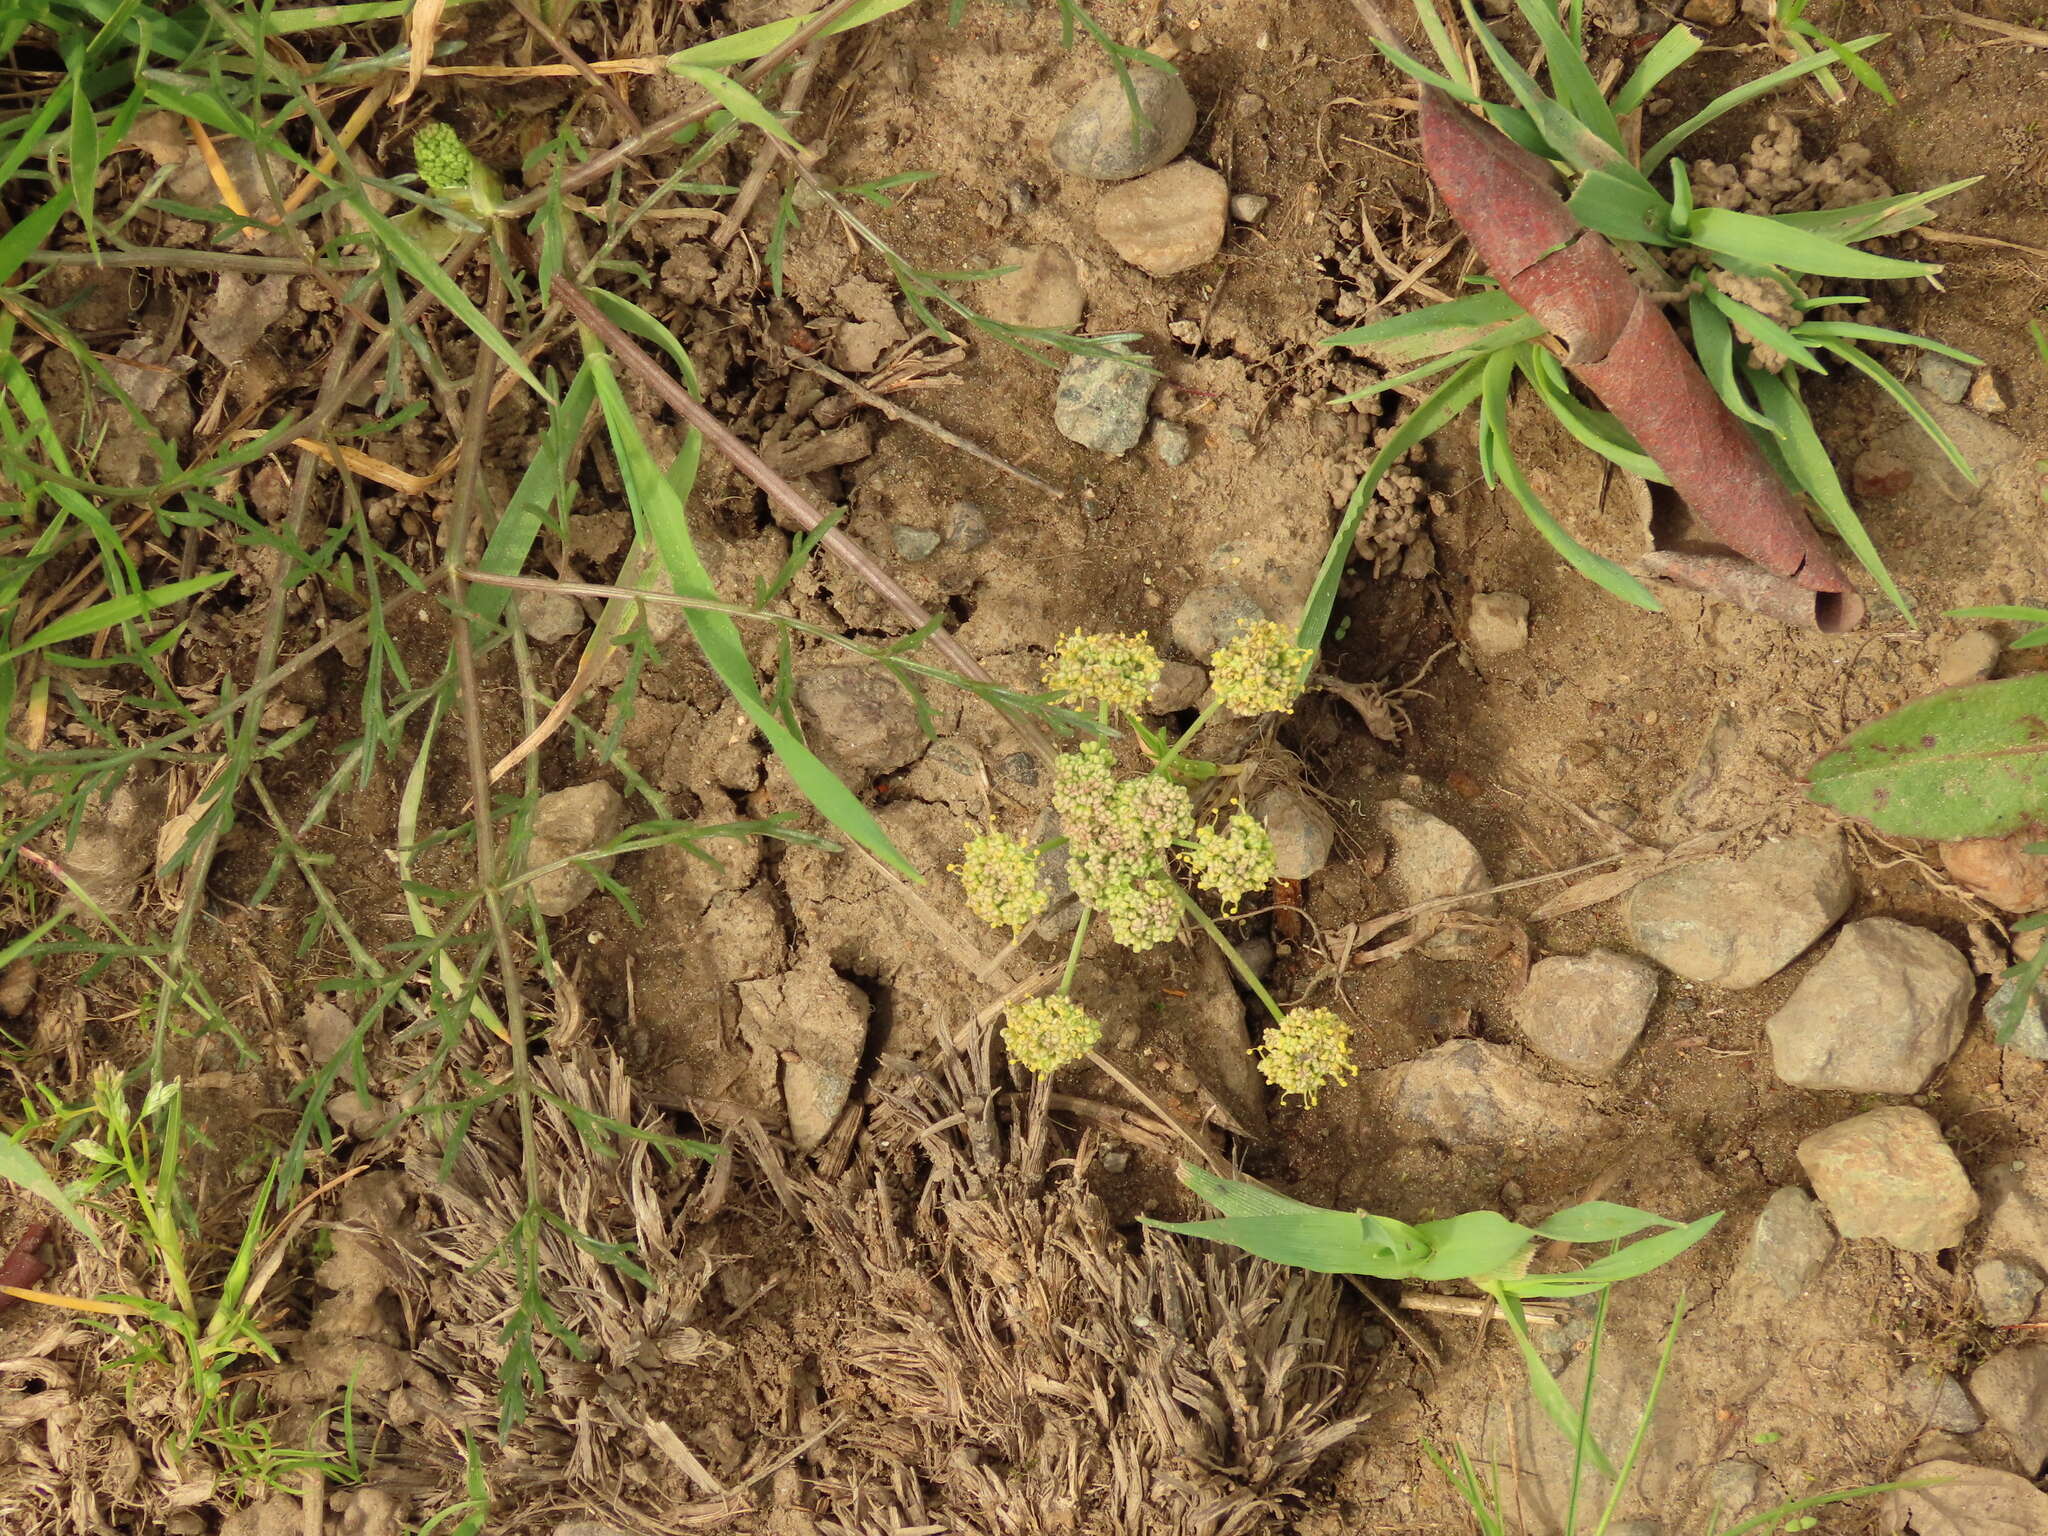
top-left (413, 122), bottom-right (474, 194)
top-left (1003, 995), bottom-right (1103, 1075)
top-left (1210, 621), bottom-right (1312, 717)
top-left (954, 829), bottom-right (1049, 935)
top-left (1184, 811), bottom-right (1276, 910)
top-left (1254, 1007), bottom-right (1358, 1105)
top-left (1044, 628), bottom-right (1162, 715)
top-left (1051, 743), bottom-right (1194, 951)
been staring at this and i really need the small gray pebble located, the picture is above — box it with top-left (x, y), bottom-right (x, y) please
top-left (947, 500), bottom-right (992, 552)
top-left (1230, 193), bottom-right (1271, 222)
top-left (1975, 1256), bottom-right (2046, 1326)
top-left (1151, 419), bottom-right (1193, 467)
top-left (1098, 1146), bottom-right (1130, 1174)
top-left (1004, 179), bottom-right (1037, 218)
top-left (1918, 354), bottom-right (1972, 405)
top-left (1708, 1460), bottom-right (1762, 1516)
top-left (892, 525), bottom-right (941, 562)
top-left (1170, 585), bottom-right (1265, 658)
top-left (1000, 751), bottom-right (1039, 788)
top-left (1901, 1369), bottom-right (1983, 1434)
top-left (1049, 69), bottom-right (1196, 181)
top-left (1053, 343), bottom-right (1155, 457)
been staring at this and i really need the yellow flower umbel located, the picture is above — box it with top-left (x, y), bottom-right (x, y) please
top-left (1044, 629), bottom-right (1162, 716)
top-left (1185, 811), bottom-right (1276, 910)
top-left (1210, 621), bottom-right (1312, 717)
top-left (1003, 995), bottom-right (1103, 1075)
top-left (956, 829), bottom-right (1048, 935)
top-left (1255, 1007), bottom-right (1358, 1105)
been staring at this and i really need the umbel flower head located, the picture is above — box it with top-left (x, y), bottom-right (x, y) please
top-left (1210, 621), bottom-right (1312, 717)
top-left (1184, 811), bottom-right (1275, 910)
top-left (955, 829), bottom-right (1047, 935)
top-left (1003, 995), bottom-right (1102, 1075)
top-left (1255, 1007), bottom-right (1358, 1105)
top-left (413, 122), bottom-right (474, 194)
top-left (1044, 629), bottom-right (1162, 716)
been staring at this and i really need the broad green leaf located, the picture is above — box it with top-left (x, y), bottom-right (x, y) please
top-left (1688, 207), bottom-right (1938, 281)
top-left (1531, 1201), bottom-right (1678, 1243)
top-left (1669, 158), bottom-right (1693, 236)
top-left (1299, 357), bottom-right (1487, 655)
top-left (1949, 604), bottom-right (2048, 634)
top-left (1613, 23), bottom-right (1701, 113)
top-left (1643, 35), bottom-right (1886, 170)
top-left (1480, 352), bottom-right (1661, 611)
top-left (1177, 1163), bottom-right (1333, 1220)
top-left (1513, 1213), bottom-right (1722, 1294)
top-left (1745, 365), bottom-right (1910, 619)
top-left (1806, 675), bottom-right (2048, 839)
top-left (1408, 1210), bottom-right (1536, 1281)
top-left (1463, 1), bottom-right (1652, 192)
top-left (1688, 294), bottom-right (1779, 431)
top-left (1323, 289), bottom-right (1532, 365)
top-left (0, 1137), bottom-right (97, 1246)
top-left (1511, 0), bottom-right (1623, 151)
top-left (588, 357), bottom-right (915, 876)
top-left (1788, 14), bottom-right (1896, 104)
top-left (1772, 178), bottom-right (1978, 242)
top-left (1807, 336), bottom-right (1975, 483)
top-left (668, 0), bottom-right (914, 66)
top-left (672, 63), bottom-right (798, 146)
top-left (1565, 166), bottom-right (1677, 247)
top-left (1141, 1211), bottom-right (1421, 1276)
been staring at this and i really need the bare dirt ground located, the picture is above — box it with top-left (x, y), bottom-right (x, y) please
top-left (3, 0), bottom-right (2048, 1533)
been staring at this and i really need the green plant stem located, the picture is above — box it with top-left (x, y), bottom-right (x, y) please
top-left (1159, 700), bottom-right (1225, 774)
top-left (1173, 882), bottom-right (1284, 1023)
top-left (1057, 909), bottom-right (1092, 994)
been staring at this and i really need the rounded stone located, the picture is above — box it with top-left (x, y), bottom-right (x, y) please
top-left (1255, 787), bottom-right (1336, 880)
top-left (1052, 341), bottom-right (1156, 456)
top-left (1095, 160), bottom-right (1229, 277)
top-left (1626, 835), bottom-right (1854, 989)
top-left (1049, 67), bottom-right (1196, 181)
top-left (1763, 917), bottom-right (1972, 1093)
top-left (1797, 1107), bottom-right (1978, 1254)
top-left (1170, 586), bottom-right (1265, 659)
top-left (1514, 949), bottom-right (1658, 1079)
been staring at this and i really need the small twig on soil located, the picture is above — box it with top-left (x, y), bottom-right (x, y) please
top-left (1397, 1289), bottom-right (1567, 1327)
top-left (22, 247), bottom-right (378, 274)
top-left (784, 349), bottom-right (1068, 499)
top-left (1950, 10), bottom-right (2048, 47)
top-left (714, 45), bottom-right (824, 250)
top-left (504, 0), bottom-right (642, 134)
top-left (1347, 852), bottom-right (1629, 960)
top-left (539, 263), bottom-right (1061, 765)
top-left (1918, 227), bottom-right (2048, 264)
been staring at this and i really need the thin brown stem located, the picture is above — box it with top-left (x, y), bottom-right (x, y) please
top-left (539, 261), bottom-right (1062, 764)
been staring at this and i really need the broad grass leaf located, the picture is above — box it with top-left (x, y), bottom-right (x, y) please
top-left (1177, 1163), bottom-right (1333, 1219)
top-left (1142, 1211), bottom-right (1423, 1276)
top-left (1530, 1201), bottom-right (1677, 1242)
top-left (1806, 675), bottom-right (2048, 840)
top-left (668, 0), bottom-right (914, 67)
top-left (0, 1138), bottom-right (96, 1245)
top-left (1323, 289), bottom-right (1531, 364)
top-left (1642, 35), bottom-right (1884, 169)
top-left (1689, 207), bottom-right (1937, 281)
top-left (1408, 1210), bottom-right (1536, 1281)
top-left (1512, 1212), bottom-right (1722, 1295)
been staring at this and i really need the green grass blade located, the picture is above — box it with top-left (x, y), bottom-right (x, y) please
top-left (1521, 348), bottom-right (1669, 483)
top-left (1702, 287), bottom-right (1825, 373)
top-left (1481, 352), bottom-right (1661, 611)
top-left (469, 363), bottom-right (597, 624)
top-left (1462, 1), bottom-right (1651, 189)
top-left (1789, 16), bottom-right (1896, 104)
top-left (1809, 336), bottom-right (1976, 484)
top-left (1299, 357), bottom-right (1487, 654)
top-left (1795, 320), bottom-right (1981, 365)
top-left (1745, 365), bottom-right (1911, 621)
top-left (1322, 289), bottom-right (1530, 362)
top-left (587, 358), bottom-right (915, 877)
top-left (0, 190), bottom-right (75, 289)
top-left (1688, 294), bottom-right (1780, 431)
top-left (1408, 0), bottom-right (1478, 93)
top-left (2, 572), bottom-right (229, 663)
top-left (1566, 166), bottom-right (1677, 247)
top-left (1688, 207), bottom-right (1938, 281)
top-left (1369, 37), bottom-right (1488, 108)
top-left (1487, 1285), bottom-right (1618, 1479)
top-left (668, 0), bottom-right (913, 67)
top-left (1669, 157), bottom-right (1693, 235)
top-left (1643, 35), bottom-right (1885, 170)
top-left (1613, 22), bottom-right (1701, 112)
top-left (351, 202), bottom-right (550, 400)
top-left (672, 63), bottom-right (799, 146)
top-left (1771, 178), bottom-right (1979, 241)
